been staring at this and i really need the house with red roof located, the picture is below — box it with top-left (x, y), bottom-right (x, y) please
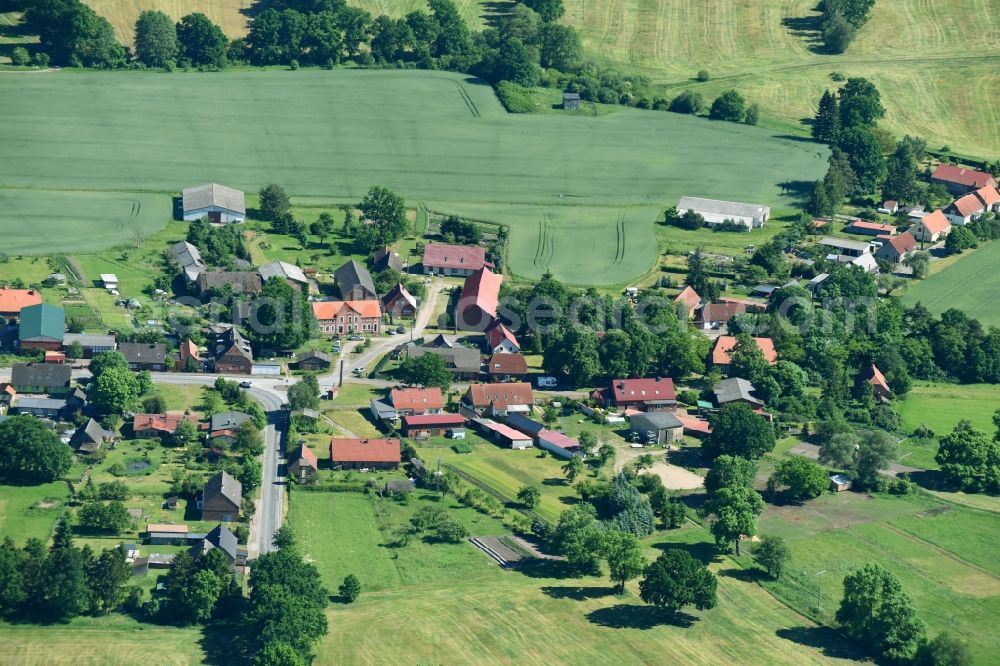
top-left (463, 382), bottom-right (534, 417)
top-left (930, 164), bottom-right (998, 196)
top-left (878, 200), bottom-right (899, 214)
top-left (710, 336), bottom-right (777, 371)
top-left (861, 364), bottom-right (891, 402)
top-left (486, 352), bottom-right (528, 381)
top-left (455, 267), bottom-right (502, 331)
top-left (875, 231), bottom-right (918, 264)
top-left (845, 220), bottom-right (897, 236)
top-left (673, 286), bottom-right (702, 317)
top-left (175, 339), bottom-right (202, 371)
top-left (288, 444), bottom-right (319, 481)
top-left (382, 283), bottom-right (417, 318)
top-left (945, 193), bottom-right (987, 225)
top-left (133, 413), bottom-right (198, 439)
top-left (0, 288), bottom-right (42, 323)
top-left (330, 437), bottom-right (401, 469)
top-left (591, 377), bottom-right (677, 412)
top-left (485, 319), bottom-right (519, 353)
top-left (389, 387), bottom-right (444, 416)
top-left (696, 302), bottom-right (746, 330)
top-left (909, 210), bottom-right (952, 243)
top-left (312, 300), bottom-right (382, 336)
top-left (401, 413), bottom-right (467, 438)
top-left (422, 243), bottom-right (492, 276)
top-left (973, 186), bottom-right (1000, 213)
top-left (537, 429), bottom-right (582, 458)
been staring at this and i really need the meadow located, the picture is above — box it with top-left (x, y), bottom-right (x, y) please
top-left (0, 69), bottom-right (826, 285)
top-left (900, 241), bottom-right (1000, 327)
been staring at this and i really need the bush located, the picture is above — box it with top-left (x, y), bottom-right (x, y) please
top-left (339, 574), bottom-right (361, 603)
top-left (696, 69), bottom-right (710, 82)
top-left (34, 52), bottom-right (50, 68)
top-left (11, 47), bottom-right (31, 66)
top-left (669, 90), bottom-right (703, 115)
top-left (289, 59), bottom-right (299, 70)
top-left (495, 81), bottom-right (536, 114)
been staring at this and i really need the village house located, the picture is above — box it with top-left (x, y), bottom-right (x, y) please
top-left (212, 325), bottom-right (253, 374)
top-left (0, 288), bottom-right (42, 323)
top-left (819, 237), bottom-right (873, 258)
top-left (875, 231), bottom-right (918, 264)
top-left (13, 397), bottom-right (67, 418)
top-left (973, 185), bottom-right (1000, 213)
top-left (878, 200), bottom-right (899, 214)
top-left (373, 246), bottom-right (404, 273)
top-left (845, 220), bottom-right (897, 236)
top-left (287, 444), bottom-right (319, 481)
top-left (696, 302), bottom-right (746, 330)
top-left (404, 345), bottom-right (481, 380)
top-left (929, 164), bottom-right (998, 196)
top-left (713, 377), bottom-right (764, 408)
top-left (199, 471), bottom-right (242, 522)
top-left (629, 411), bottom-right (685, 445)
top-left (62, 333), bottom-right (117, 358)
top-left (259, 260), bottom-right (309, 290)
top-left (673, 286), bottom-right (702, 318)
top-left (676, 196), bottom-right (770, 231)
top-left (329, 437), bottom-right (401, 470)
top-left (182, 183), bottom-right (246, 223)
top-left (210, 411), bottom-right (252, 435)
top-left (944, 193), bottom-right (987, 226)
top-left (486, 352), bottom-right (528, 382)
top-left (382, 283), bottom-right (417, 318)
top-left (456, 267), bottom-right (503, 331)
top-left (334, 260), bottom-right (376, 300)
top-left (197, 271), bottom-right (263, 298)
top-left (176, 339), bottom-right (202, 371)
top-left (591, 377), bottom-right (677, 412)
top-left (168, 241), bottom-right (205, 283)
top-left (294, 350), bottom-right (331, 372)
top-left (422, 243), bottom-right (491, 276)
top-left (711, 336), bottom-right (777, 371)
top-left (463, 382), bottom-right (534, 417)
top-left (70, 418), bottom-right (114, 453)
top-left (191, 524), bottom-right (242, 568)
top-left (484, 319), bottom-right (520, 353)
top-left (401, 413), bottom-right (467, 438)
top-left (390, 387), bottom-right (444, 416)
top-left (119, 342), bottom-right (168, 372)
top-left (909, 210), bottom-right (952, 243)
top-left (145, 523), bottom-right (191, 546)
top-left (18, 303), bottom-right (64, 351)
top-left (861, 364), bottom-right (891, 402)
top-left (11, 362), bottom-right (71, 394)
top-left (312, 300), bottom-right (382, 336)
top-left (133, 413), bottom-right (198, 439)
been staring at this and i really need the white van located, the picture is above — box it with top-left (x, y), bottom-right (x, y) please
top-left (536, 376), bottom-right (557, 389)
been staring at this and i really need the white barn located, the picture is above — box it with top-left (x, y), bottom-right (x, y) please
top-left (182, 183), bottom-right (246, 223)
top-left (676, 196), bottom-right (770, 231)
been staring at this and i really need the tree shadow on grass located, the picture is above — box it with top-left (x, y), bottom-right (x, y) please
top-left (776, 627), bottom-right (867, 660)
top-left (200, 623), bottom-right (246, 665)
top-left (667, 447), bottom-right (705, 471)
top-left (541, 585), bottom-right (617, 600)
top-left (907, 469), bottom-right (947, 491)
top-left (650, 541), bottom-right (720, 566)
top-left (718, 566), bottom-right (765, 583)
top-left (542, 477), bottom-right (569, 487)
top-left (516, 558), bottom-right (582, 580)
top-left (586, 604), bottom-right (697, 630)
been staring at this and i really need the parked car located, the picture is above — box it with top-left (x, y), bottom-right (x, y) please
top-left (348, 335), bottom-right (364, 341)
top-left (239, 380), bottom-right (253, 388)
top-left (445, 428), bottom-right (466, 440)
top-left (395, 326), bottom-right (405, 334)
top-left (351, 367), bottom-right (364, 376)
top-left (536, 376), bottom-right (557, 389)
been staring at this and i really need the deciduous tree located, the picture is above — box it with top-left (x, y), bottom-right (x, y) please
top-left (836, 563), bottom-right (925, 662)
top-left (639, 549), bottom-right (717, 614)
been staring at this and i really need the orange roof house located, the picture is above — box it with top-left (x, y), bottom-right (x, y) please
top-left (312, 300), bottom-right (383, 320)
top-left (389, 387), bottom-right (444, 414)
top-left (974, 185), bottom-right (1000, 210)
top-left (0, 288), bottom-right (42, 319)
top-left (711, 336), bottom-right (777, 367)
top-left (862, 364), bottom-right (891, 402)
top-left (133, 413), bottom-right (198, 437)
top-left (673, 286), bottom-right (702, 315)
top-left (455, 267), bottom-right (503, 331)
top-left (329, 438), bottom-right (401, 469)
top-left (909, 210), bottom-right (951, 242)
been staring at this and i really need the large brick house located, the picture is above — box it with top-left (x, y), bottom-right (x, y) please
top-left (455, 267), bottom-right (502, 331)
top-left (212, 326), bottom-right (253, 375)
top-left (329, 437), bottom-right (401, 470)
top-left (0, 288), bottom-right (42, 323)
top-left (119, 342), bottom-right (168, 372)
top-left (463, 382), bottom-right (534, 417)
top-left (422, 243), bottom-right (491, 276)
top-left (200, 471), bottom-right (242, 522)
top-left (312, 300), bottom-right (382, 336)
top-left (591, 377), bottom-right (677, 412)
top-left (389, 387), bottom-right (444, 416)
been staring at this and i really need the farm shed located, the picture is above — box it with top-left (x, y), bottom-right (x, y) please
top-left (402, 413), bottom-right (467, 438)
top-left (676, 196), bottom-right (769, 230)
top-left (182, 183), bottom-right (246, 223)
top-left (473, 418), bottom-right (533, 449)
top-left (563, 92), bottom-right (580, 110)
top-left (537, 429), bottom-right (582, 458)
top-left (629, 411), bottom-right (684, 445)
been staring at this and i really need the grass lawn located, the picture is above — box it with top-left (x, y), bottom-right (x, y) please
top-left (756, 491), bottom-right (1000, 663)
top-left (80, 288), bottom-right (135, 329)
top-left (0, 255), bottom-right (55, 284)
top-left (0, 69), bottom-right (826, 285)
top-left (150, 383), bottom-right (207, 414)
top-left (0, 614), bottom-right (207, 665)
top-left (0, 481), bottom-right (70, 545)
top-left (900, 241), bottom-right (1000, 327)
top-left (896, 382), bottom-right (1000, 435)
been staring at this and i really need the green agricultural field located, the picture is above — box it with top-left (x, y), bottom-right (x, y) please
top-left (757, 491), bottom-right (1000, 663)
top-left (900, 241), bottom-right (1000, 327)
top-left (0, 69), bottom-right (826, 285)
top-left (0, 481), bottom-right (70, 545)
top-left (897, 382), bottom-right (1000, 435)
top-left (0, 189), bottom-right (170, 255)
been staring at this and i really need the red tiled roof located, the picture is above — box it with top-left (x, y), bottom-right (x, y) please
top-left (330, 438), bottom-right (401, 463)
top-left (673, 286), bottom-right (701, 312)
top-left (390, 387), bottom-right (444, 412)
top-left (717, 297), bottom-right (767, 311)
top-left (133, 413), bottom-right (197, 434)
top-left (457, 268), bottom-right (502, 320)
top-left (482, 420), bottom-right (532, 442)
top-left (886, 231), bottom-right (917, 255)
top-left (974, 186), bottom-right (1000, 207)
top-left (847, 220), bottom-right (896, 234)
top-left (608, 377), bottom-right (676, 404)
top-left (423, 243), bottom-right (490, 271)
top-left (486, 320), bottom-right (519, 349)
top-left (883, 200), bottom-right (898, 208)
top-left (931, 164), bottom-right (997, 189)
top-left (866, 364), bottom-right (890, 393)
top-left (1, 383), bottom-right (16, 397)
top-left (699, 302), bottom-right (745, 324)
top-left (292, 444), bottom-right (318, 468)
top-left (949, 194), bottom-right (985, 218)
top-left (711, 336), bottom-right (777, 365)
top-left (920, 210), bottom-right (952, 235)
top-left (0, 288), bottom-right (42, 315)
top-left (466, 382), bottom-right (534, 409)
top-left (180, 339), bottom-right (200, 361)
top-left (675, 413), bottom-right (712, 434)
top-left (312, 300), bottom-right (382, 320)
top-left (402, 413), bottom-right (466, 427)
top-left (539, 429), bottom-right (580, 449)
top-left (44, 351), bottom-right (66, 362)
top-left (487, 353), bottom-right (528, 375)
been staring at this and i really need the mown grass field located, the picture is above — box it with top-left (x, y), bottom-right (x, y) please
top-left (0, 69), bottom-right (826, 285)
top-left (897, 382), bottom-right (1000, 436)
top-left (0, 481), bottom-right (70, 545)
top-left (756, 491), bottom-right (1000, 664)
top-left (900, 241), bottom-right (1000, 327)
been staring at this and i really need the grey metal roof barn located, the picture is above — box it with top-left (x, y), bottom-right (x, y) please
top-left (259, 260), bottom-right (309, 286)
top-left (334, 259), bottom-right (377, 300)
top-left (629, 411), bottom-right (683, 431)
top-left (676, 196), bottom-right (770, 229)
top-left (713, 377), bottom-right (764, 407)
top-left (182, 183), bottom-right (246, 221)
top-left (169, 241), bottom-right (206, 281)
